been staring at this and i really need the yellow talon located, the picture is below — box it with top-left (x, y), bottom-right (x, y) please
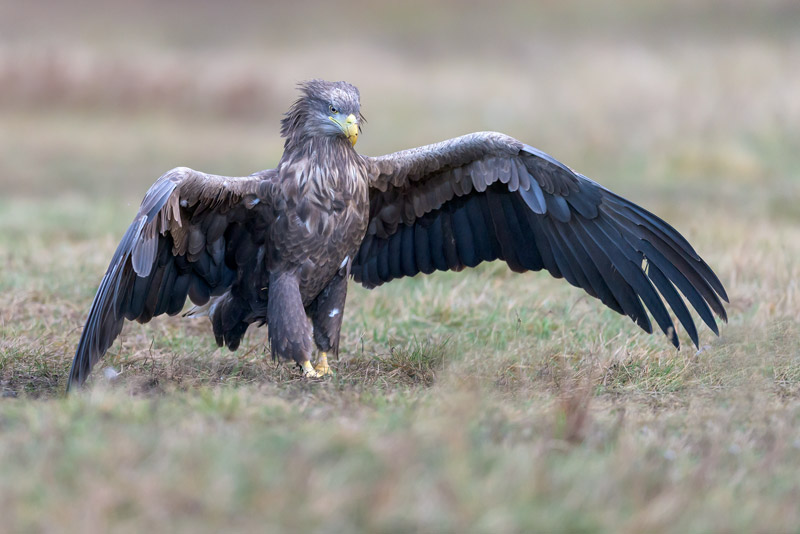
top-left (314, 352), bottom-right (332, 376)
top-left (300, 360), bottom-right (321, 378)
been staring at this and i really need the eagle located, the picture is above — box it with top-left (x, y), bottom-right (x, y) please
top-left (67, 79), bottom-right (728, 389)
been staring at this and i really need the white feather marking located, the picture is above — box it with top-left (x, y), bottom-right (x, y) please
top-left (103, 367), bottom-right (120, 380)
top-left (329, 308), bottom-right (340, 318)
top-left (180, 199), bottom-right (188, 207)
top-left (185, 293), bottom-right (227, 318)
top-left (340, 255), bottom-right (349, 269)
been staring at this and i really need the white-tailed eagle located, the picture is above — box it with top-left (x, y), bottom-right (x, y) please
top-left (67, 80), bottom-right (728, 389)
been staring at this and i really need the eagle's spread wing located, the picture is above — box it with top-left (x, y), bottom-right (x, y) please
top-left (355, 132), bottom-right (728, 348)
top-left (68, 167), bottom-right (277, 389)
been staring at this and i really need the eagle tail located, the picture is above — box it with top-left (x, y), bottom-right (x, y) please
top-left (185, 291), bottom-right (254, 351)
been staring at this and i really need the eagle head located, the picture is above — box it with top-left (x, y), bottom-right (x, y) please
top-left (281, 80), bottom-right (363, 147)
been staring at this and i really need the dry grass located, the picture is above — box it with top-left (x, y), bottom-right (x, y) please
top-left (2, 1), bottom-right (800, 531)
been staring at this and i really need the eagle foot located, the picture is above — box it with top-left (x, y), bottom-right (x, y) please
top-left (313, 352), bottom-right (332, 376)
top-left (300, 360), bottom-right (324, 379)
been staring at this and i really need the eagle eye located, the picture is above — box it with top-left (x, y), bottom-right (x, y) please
top-left (329, 104), bottom-right (338, 114)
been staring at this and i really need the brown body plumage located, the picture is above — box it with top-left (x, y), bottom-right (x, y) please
top-left (68, 80), bottom-right (728, 389)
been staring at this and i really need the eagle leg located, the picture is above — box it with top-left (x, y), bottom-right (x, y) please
top-left (307, 262), bottom-right (350, 376)
top-left (267, 271), bottom-right (314, 374)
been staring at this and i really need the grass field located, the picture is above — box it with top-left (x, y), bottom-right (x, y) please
top-left (2, 1), bottom-right (800, 531)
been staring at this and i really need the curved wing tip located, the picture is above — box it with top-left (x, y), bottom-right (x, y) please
top-left (65, 368), bottom-right (85, 393)
top-left (65, 376), bottom-right (80, 394)
top-left (669, 332), bottom-right (680, 348)
top-left (66, 354), bottom-right (91, 393)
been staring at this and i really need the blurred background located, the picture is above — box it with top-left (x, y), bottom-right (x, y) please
top-left (2, 0), bottom-right (797, 200)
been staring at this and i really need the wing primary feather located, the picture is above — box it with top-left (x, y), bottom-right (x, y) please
top-left (570, 221), bottom-right (652, 334)
top-left (69, 267), bottom-right (124, 389)
top-left (646, 263), bottom-right (699, 347)
top-left (604, 195), bottom-right (700, 259)
top-left (647, 231), bottom-right (727, 320)
top-left (537, 218), bottom-right (582, 288)
top-left (543, 219), bottom-right (599, 298)
top-left (603, 199), bottom-right (728, 302)
top-left (636, 225), bottom-right (727, 322)
top-left (584, 218), bottom-right (678, 345)
top-left (634, 239), bottom-right (720, 335)
top-left (600, 204), bottom-right (727, 318)
top-left (552, 221), bottom-right (623, 314)
top-left (599, 208), bottom-right (721, 336)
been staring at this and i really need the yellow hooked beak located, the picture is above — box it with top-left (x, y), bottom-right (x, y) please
top-left (330, 113), bottom-right (359, 146)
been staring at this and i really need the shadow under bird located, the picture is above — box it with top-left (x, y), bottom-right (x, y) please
top-left (67, 80), bottom-right (728, 390)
